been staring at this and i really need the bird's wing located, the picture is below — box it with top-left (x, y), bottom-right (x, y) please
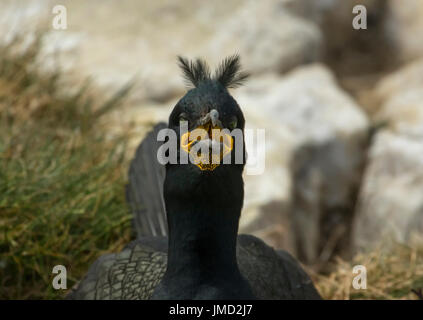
top-left (126, 122), bottom-right (168, 237)
top-left (66, 238), bottom-right (168, 300)
top-left (237, 234), bottom-right (322, 300)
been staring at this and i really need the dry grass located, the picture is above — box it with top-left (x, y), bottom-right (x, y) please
top-left (314, 243), bottom-right (423, 300)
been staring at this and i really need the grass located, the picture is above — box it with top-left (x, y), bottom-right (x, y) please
top-left (314, 243), bottom-right (423, 300)
top-left (0, 34), bottom-right (134, 299)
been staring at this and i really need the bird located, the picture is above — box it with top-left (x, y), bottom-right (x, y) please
top-left (67, 55), bottom-right (321, 300)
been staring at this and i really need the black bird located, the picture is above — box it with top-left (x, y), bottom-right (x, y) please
top-left (68, 55), bottom-right (321, 300)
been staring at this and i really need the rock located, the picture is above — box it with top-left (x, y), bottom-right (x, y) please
top-left (289, 0), bottom-right (423, 71)
top-left (353, 131), bottom-right (423, 251)
top-left (371, 57), bottom-right (423, 130)
top-left (385, 0), bottom-right (423, 63)
top-left (287, 0), bottom-right (385, 25)
top-left (0, 1), bottom-right (322, 103)
top-left (287, 0), bottom-right (394, 77)
top-left (353, 60), bottom-right (423, 251)
top-left (209, 0), bottom-right (322, 75)
top-left (237, 64), bottom-right (369, 263)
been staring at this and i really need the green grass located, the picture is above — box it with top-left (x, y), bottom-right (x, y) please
top-left (0, 34), bottom-right (134, 299)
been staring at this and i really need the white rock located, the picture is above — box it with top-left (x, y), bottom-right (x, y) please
top-left (237, 64), bottom-right (369, 262)
top-left (353, 131), bottom-right (423, 250)
top-left (209, 0), bottom-right (322, 75)
top-left (372, 58), bottom-right (423, 137)
top-left (353, 59), bottom-right (423, 251)
top-left (385, 0), bottom-right (423, 62)
top-left (0, 0), bottom-right (322, 103)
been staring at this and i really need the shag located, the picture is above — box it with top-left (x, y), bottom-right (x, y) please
top-left (68, 55), bottom-right (321, 300)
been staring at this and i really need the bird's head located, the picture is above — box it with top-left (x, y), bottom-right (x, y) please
top-left (165, 55), bottom-right (249, 197)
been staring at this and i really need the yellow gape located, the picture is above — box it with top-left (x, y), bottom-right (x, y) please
top-left (180, 124), bottom-right (233, 171)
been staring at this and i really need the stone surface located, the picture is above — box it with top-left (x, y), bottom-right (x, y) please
top-left (237, 65), bottom-right (369, 263)
top-left (371, 57), bottom-right (423, 134)
top-left (0, 0), bottom-right (322, 104)
top-left (209, 0), bottom-right (322, 75)
top-left (353, 59), bottom-right (423, 251)
top-left (385, 0), bottom-right (423, 63)
top-left (353, 131), bottom-right (423, 251)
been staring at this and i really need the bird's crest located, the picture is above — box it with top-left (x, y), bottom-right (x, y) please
top-left (177, 54), bottom-right (249, 89)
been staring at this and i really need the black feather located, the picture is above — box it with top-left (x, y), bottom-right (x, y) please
top-left (214, 54), bottom-right (249, 88)
top-left (177, 54), bottom-right (249, 89)
top-left (177, 56), bottom-right (211, 88)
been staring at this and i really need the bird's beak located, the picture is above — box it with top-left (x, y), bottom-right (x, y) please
top-left (180, 110), bottom-right (233, 171)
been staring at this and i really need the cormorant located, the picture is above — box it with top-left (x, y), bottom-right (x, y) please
top-left (68, 55), bottom-right (321, 300)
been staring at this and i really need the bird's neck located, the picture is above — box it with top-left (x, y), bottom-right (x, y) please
top-left (163, 166), bottom-right (246, 277)
top-left (151, 166), bottom-right (255, 299)
top-left (165, 194), bottom-right (241, 278)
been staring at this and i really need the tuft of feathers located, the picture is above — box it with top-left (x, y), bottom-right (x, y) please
top-left (177, 56), bottom-right (211, 88)
top-left (177, 54), bottom-right (249, 89)
top-left (214, 54), bottom-right (250, 88)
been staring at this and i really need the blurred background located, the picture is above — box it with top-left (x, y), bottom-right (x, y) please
top-left (0, 0), bottom-right (422, 299)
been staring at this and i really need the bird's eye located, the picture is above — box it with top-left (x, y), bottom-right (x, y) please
top-left (228, 117), bottom-right (238, 130)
